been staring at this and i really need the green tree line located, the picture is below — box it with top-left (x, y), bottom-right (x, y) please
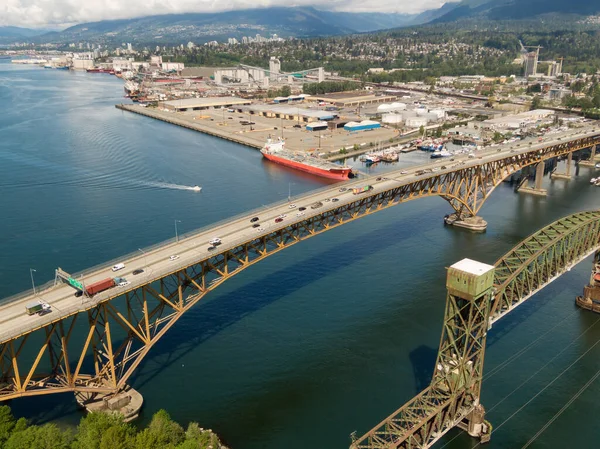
top-left (302, 81), bottom-right (359, 95)
top-left (0, 406), bottom-right (225, 449)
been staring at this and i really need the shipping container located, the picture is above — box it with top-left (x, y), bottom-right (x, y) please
top-left (352, 185), bottom-right (373, 195)
top-left (25, 301), bottom-right (43, 315)
top-left (86, 278), bottom-right (116, 296)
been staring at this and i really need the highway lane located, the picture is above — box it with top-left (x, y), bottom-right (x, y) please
top-left (0, 124), bottom-right (598, 343)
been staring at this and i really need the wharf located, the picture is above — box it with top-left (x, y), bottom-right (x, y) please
top-left (116, 104), bottom-right (266, 151)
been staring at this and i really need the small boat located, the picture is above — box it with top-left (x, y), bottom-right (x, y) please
top-left (591, 178), bottom-right (597, 184)
top-left (431, 149), bottom-right (452, 159)
top-left (364, 154), bottom-right (381, 164)
top-left (192, 185), bottom-right (202, 192)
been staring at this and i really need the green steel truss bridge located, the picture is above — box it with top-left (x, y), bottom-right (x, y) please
top-left (350, 210), bottom-right (600, 448)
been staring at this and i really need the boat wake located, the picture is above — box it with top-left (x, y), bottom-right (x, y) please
top-left (143, 182), bottom-right (202, 192)
top-left (0, 151), bottom-right (201, 192)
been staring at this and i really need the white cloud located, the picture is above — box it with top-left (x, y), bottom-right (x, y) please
top-left (1, 0), bottom-right (457, 29)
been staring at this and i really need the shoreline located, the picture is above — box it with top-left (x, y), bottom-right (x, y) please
top-left (116, 103), bottom-right (265, 151)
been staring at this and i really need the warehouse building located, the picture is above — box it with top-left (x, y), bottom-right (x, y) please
top-left (240, 104), bottom-right (338, 122)
top-left (306, 121), bottom-right (329, 131)
top-left (160, 97), bottom-right (252, 112)
top-left (344, 120), bottom-right (381, 132)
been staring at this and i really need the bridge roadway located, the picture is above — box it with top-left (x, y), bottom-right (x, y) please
top-left (0, 124), bottom-right (598, 344)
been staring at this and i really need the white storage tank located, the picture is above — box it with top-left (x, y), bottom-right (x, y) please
top-left (406, 117), bottom-right (428, 128)
top-left (390, 102), bottom-right (407, 111)
top-left (429, 109), bottom-right (446, 119)
top-left (415, 107), bottom-right (429, 116)
top-left (382, 113), bottom-right (403, 124)
top-left (377, 104), bottom-right (394, 112)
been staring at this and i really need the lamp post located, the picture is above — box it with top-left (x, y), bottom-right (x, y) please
top-left (138, 248), bottom-right (147, 270)
top-left (288, 182), bottom-right (293, 202)
top-left (30, 268), bottom-right (36, 295)
top-left (175, 220), bottom-right (182, 242)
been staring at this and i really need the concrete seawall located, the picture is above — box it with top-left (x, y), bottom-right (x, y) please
top-left (115, 104), bottom-right (265, 151)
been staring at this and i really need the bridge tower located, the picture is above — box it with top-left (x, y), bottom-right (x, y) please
top-left (437, 258), bottom-right (494, 440)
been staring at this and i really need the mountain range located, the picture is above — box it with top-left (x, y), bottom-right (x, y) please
top-left (1, 7), bottom-right (419, 45)
top-left (3, 0), bottom-right (600, 45)
top-left (430, 0), bottom-right (600, 22)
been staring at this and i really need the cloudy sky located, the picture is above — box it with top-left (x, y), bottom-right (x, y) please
top-left (2, 0), bottom-right (456, 29)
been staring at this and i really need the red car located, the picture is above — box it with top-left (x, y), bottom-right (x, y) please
top-left (275, 217), bottom-right (283, 223)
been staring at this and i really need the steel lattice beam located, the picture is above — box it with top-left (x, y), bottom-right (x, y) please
top-left (351, 210), bottom-right (600, 449)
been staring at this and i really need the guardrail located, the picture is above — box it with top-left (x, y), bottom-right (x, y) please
top-left (0, 196), bottom-right (343, 343)
top-left (1, 126), bottom-right (597, 311)
top-left (0, 176), bottom-right (354, 309)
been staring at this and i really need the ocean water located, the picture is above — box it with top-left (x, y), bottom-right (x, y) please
top-left (1, 60), bottom-right (600, 449)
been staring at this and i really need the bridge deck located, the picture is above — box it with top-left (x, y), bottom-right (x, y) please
top-left (0, 125), bottom-right (598, 344)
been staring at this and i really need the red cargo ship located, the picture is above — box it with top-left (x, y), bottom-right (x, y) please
top-left (261, 138), bottom-right (352, 180)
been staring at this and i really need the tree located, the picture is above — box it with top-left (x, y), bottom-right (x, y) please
top-left (530, 95), bottom-right (542, 111)
top-left (493, 132), bottom-right (504, 143)
top-left (134, 410), bottom-right (185, 449)
top-left (73, 413), bottom-right (135, 449)
top-left (0, 406), bottom-right (16, 445)
top-left (4, 423), bottom-right (70, 449)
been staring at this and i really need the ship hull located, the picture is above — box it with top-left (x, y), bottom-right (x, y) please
top-left (262, 152), bottom-right (351, 180)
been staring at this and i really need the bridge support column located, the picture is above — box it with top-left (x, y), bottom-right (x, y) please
top-left (519, 161), bottom-right (547, 196)
top-left (444, 214), bottom-right (487, 232)
top-left (75, 385), bottom-right (143, 422)
top-left (551, 152), bottom-right (573, 180)
top-left (580, 145), bottom-right (598, 167)
top-left (576, 250), bottom-right (600, 313)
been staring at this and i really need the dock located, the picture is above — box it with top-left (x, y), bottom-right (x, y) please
top-left (116, 104), bottom-right (265, 151)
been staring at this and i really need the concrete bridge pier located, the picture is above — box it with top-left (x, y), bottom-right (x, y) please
top-left (464, 403), bottom-right (491, 443)
top-left (75, 385), bottom-right (143, 422)
top-left (576, 250), bottom-right (600, 313)
top-left (580, 145), bottom-right (598, 167)
top-left (551, 152), bottom-right (573, 180)
top-left (444, 214), bottom-right (487, 232)
top-left (519, 161), bottom-right (547, 196)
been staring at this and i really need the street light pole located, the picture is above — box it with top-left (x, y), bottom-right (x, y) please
top-left (175, 220), bottom-right (182, 242)
top-left (30, 268), bottom-right (36, 295)
top-left (138, 248), bottom-right (147, 270)
top-left (288, 182), bottom-right (292, 202)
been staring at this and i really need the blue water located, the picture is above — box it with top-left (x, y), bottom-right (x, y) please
top-left (2, 60), bottom-right (600, 449)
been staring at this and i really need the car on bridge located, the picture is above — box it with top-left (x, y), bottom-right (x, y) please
top-left (252, 223), bottom-right (260, 228)
top-left (132, 269), bottom-right (144, 275)
top-left (288, 204), bottom-right (296, 209)
top-left (169, 255), bottom-right (180, 261)
top-left (250, 217), bottom-right (259, 223)
top-left (275, 217), bottom-right (284, 223)
top-left (209, 238), bottom-right (221, 246)
top-left (112, 263), bottom-right (125, 272)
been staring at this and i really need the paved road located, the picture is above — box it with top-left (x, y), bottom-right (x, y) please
top-left (1, 124), bottom-right (598, 343)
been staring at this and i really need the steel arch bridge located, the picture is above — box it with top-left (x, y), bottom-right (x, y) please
top-left (0, 132), bottom-right (599, 411)
top-left (350, 210), bottom-right (600, 449)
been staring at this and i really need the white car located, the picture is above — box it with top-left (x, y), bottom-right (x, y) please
top-left (400, 170), bottom-right (408, 174)
top-left (118, 280), bottom-right (131, 287)
top-left (278, 214), bottom-right (287, 219)
top-left (297, 212), bottom-right (305, 217)
top-left (209, 238), bottom-right (221, 245)
top-left (256, 227), bottom-right (265, 232)
top-left (288, 204), bottom-right (297, 209)
top-left (169, 255), bottom-right (180, 261)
